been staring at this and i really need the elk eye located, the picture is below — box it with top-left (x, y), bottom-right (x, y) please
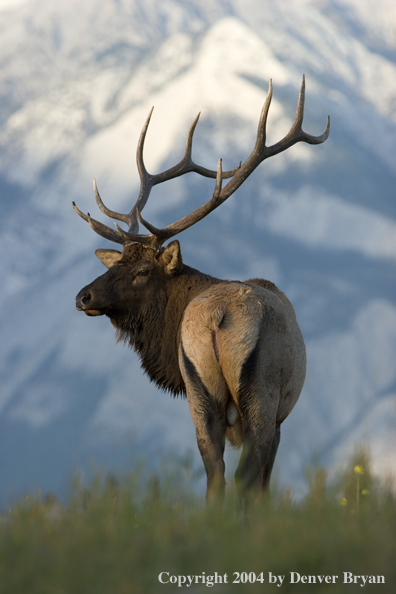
top-left (136, 269), bottom-right (149, 277)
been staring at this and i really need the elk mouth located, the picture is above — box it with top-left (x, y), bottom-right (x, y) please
top-left (77, 306), bottom-right (105, 317)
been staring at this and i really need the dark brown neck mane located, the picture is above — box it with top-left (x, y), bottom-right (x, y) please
top-left (111, 264), bottom-right (219, 395)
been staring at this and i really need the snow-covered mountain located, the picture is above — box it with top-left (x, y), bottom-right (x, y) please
top-left (0, 0), bottom-right (395, 504)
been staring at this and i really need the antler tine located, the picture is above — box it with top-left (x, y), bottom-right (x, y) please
top-left (73, 198), bottom-right (157, 246)
top-left (73, 195), bottom-right (130, 245)
top-left (134, 106), bottom-right (155, 207)
top-left (267, 74), bottom-right (330, 155)
top-left (184, 112), bottom-right (201, 165)
top-left (72, 200), bottom-right (89, 223)
top-left (86, 212), bottom-right (125, 245)
top-left (123, 106), bottom-right (156, 235)
top-left (255, 78), bottom-right (273, 154)
top-left (93, 179), bottom-right (131, 226)
top-left (149, 113), bottom-right (240, 184)
top-left (137, 159), bottom-right (224, 246)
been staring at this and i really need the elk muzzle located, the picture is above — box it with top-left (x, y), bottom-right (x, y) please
top-left (75, 284), bottom-right (106, 316)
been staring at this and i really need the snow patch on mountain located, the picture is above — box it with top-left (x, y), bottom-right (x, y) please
top-left (259, 186), bottom-right (396, 261)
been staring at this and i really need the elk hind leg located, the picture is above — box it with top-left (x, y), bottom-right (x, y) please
top-left (180, 344), bottom-right (227, 504)
top-left (259, 425), bottom-right (280, 490)
top-left (196, 409), bottom-right (227, 503)
top-left (235, 385), bottom-right (280, 502)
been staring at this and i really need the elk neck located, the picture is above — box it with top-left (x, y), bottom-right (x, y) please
top-left (113, 263), bottom-right (220, 396)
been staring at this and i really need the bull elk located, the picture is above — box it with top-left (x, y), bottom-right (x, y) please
top-left (74, 76), bottom-right (330, 504)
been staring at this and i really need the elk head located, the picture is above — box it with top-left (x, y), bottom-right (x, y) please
top-left (74, 76), bottom-right (330, 318)
top-left (75, 240), bottom-right (182, 318)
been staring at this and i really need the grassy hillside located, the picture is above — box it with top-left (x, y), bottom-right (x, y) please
top-left (0, 449), bottom-right (394, 593)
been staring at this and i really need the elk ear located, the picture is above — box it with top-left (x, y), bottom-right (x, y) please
top-left (159, 240), bottom-right (183, 276)
top-left (95, 249), bottom-right (123, 269)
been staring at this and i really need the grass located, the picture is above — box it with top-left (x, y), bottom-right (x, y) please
top-left (0, 449), bottom-right (395, 593)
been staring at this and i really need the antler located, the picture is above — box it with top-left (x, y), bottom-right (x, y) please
top-left (73, 75), bottom-right (330, 249)
top-left (73, 108), bottom-right (241, 246)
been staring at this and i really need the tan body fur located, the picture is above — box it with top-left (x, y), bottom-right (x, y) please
top-left (180, 280), bottom-right (306, 499)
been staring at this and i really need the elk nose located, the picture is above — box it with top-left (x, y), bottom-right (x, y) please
top-left (75, 289), bottom-right (92, 311)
